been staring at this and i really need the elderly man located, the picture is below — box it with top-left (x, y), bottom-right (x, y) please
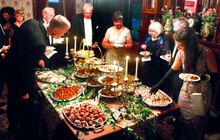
top-left (4, 15), bottom-right (70, 140)
top-left (70, 3), bottom-right (102, 52)
top-left (39, 7), bottom-right (55, 45)
top-left (39, 7), bottom-right (55, 27)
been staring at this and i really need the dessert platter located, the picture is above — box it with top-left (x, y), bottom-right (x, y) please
top-left (179, 73), bottom-right (200, 82)
top-left (98, 65), bottom-right (123, 73)
top-left (75, 50), bottom-right (95, 58)
top-left (87, 77), bottom-right (103, 87)
top-left (85, 57), bottom-right (105, 65)
top-left (75, 68), bottom-right (89, 78)
top-left (51, 84), bottom-right (83, 101)
top-left (63, 102), bottom-right (106, 129)
top-left (84, 67), bottom-right (102, 77)
top-left (98, 76), bottom-right (115, 86)
top-left (35, 70), bottom-right (67, 83)
top-left (135, 86), bottom-right (173, 107)
top-left (139, 51), bottom-right (152, 57)
top-left (98, 88), bottom-right (122, 98)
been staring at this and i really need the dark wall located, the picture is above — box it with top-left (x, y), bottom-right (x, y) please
top-left (92, 0), bottom-right (132, 32)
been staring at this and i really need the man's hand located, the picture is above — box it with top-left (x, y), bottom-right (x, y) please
top-left (1, 45), bottom-right (10, 53)
top-left (38, 59), bottom-right (45, 68)
top-left (91, 42), bottom-right (98, 48)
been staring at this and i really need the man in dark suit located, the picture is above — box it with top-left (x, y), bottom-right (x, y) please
top-left (0, 24), bottom-right (7, 112)
top-left (4, 15), bottom-right (70, 140)
top-left (38, 7), bottom-right (55, 45)
top-left (70, 3), bottom-right (103, 56)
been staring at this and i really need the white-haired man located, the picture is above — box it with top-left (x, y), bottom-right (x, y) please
top-left (70, 3), bottom-right (102, 52)
top-left (40, 7), bottom-right (55, 27)
top-left (4, 15), bottom-right (70, 139)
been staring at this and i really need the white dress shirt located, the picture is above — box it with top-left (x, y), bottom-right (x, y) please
top-left (84, 18), bottom-right (92, 46)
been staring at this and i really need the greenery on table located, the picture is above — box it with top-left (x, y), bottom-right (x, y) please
top-left (121, 95), bottom-right (156, 140)
top-left (60, 64), bottom-right (75, 78)
top-left (99, 102), bottom-right (116, 127)
top-left (125, 95), bottom-right (152, 121)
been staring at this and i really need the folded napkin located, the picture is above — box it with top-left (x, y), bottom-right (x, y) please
top-left (53, 38), bottom-right (64, 44)
top-left (141, 56), bottom-right (151, 62)
top-left (191, 93), bottom-right (205, 116)
top-left (44, 49), bottom-right (57, 59)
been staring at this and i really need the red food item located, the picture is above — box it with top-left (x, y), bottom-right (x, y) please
top-left (64, 103), bottom-right (106, 128)
top-left (53, 85), bottom-right (80, 100)
top-left (190, 75), bottom-right (198, 80)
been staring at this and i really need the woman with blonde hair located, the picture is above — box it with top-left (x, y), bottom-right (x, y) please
top-left (14, 9), bottom-right (25, 27)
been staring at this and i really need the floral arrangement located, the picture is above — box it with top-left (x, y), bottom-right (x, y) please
top-left (161, 5), bottom-right (183, 34)
top-left (200, 8), bottom-right (217, 39)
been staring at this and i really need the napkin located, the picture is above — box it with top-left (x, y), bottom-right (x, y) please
top-left (44, 46), bottom-right (57, 59)
top-left (53, 38), bottom-right (64, 44)
top-left (114, 43), bottom-right (124, 48)
top-left (141, 56), bottom-right (151, 62)
top-left (191, 93), bottom-right (205, 116)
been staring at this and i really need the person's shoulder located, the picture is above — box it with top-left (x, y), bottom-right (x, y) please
top-left (72, 13), bottom-right (83, 19)
top-left (20, 19), bottom-right (40, 31)
top-left (123, 26), bottom-right (131, 31)
top-left (22, 19), bottom-right (38, 26)
top-left (107, 26), bottom-right (114, 31)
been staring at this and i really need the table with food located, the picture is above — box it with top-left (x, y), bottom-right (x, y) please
top-left (35, 50), bottom-right (179, 140)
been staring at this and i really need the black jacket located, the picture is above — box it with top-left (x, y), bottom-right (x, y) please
top-left (4, 19), bottom-right (47, 96)
top-left (70, 13), bottom-right (102, 49)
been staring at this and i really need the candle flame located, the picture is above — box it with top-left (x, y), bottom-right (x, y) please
top-left (126, 56), bottom-right (129, 60)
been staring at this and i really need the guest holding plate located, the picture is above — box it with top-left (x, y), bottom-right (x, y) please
top-left (150, 27), bottom-right (218, 140)
top-left (102, 11), bottom-right (133, 69)
top-left (139, 21), bottom-right (172, 87)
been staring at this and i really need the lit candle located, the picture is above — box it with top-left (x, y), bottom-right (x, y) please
top-left (124, 56), bottom-right (129, 81)
top-left (65, 37), bottom-right (69, 54)
top-left (49, 36), bottom-right (52, 45)
top-left (134, 57), bottom-right (139, 80)
top-left (74, 36), bottom-right (77, 53)
top-left (113, 61), bottom-right (117, 83)
top-left (83, 39), bottom-right (85, 50)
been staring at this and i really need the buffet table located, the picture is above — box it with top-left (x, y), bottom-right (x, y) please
top-left (36, 63), bottom-right (179, 140)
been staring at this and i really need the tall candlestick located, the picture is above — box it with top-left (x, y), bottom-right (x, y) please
top-left (65, 37), bottom-right (69, 54)
top-left (113, 61), bottom-right (117, 83)
top-left (83, 39), bottom-right (85, 50)
top-left (124, 56), bottom-right (129, 81)
top-left (134, 57), bottom-right (139, 80)
top-left (49, 36), bottom-right (52, 45)
top-left (74, 36), bottom-right (77, 53)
